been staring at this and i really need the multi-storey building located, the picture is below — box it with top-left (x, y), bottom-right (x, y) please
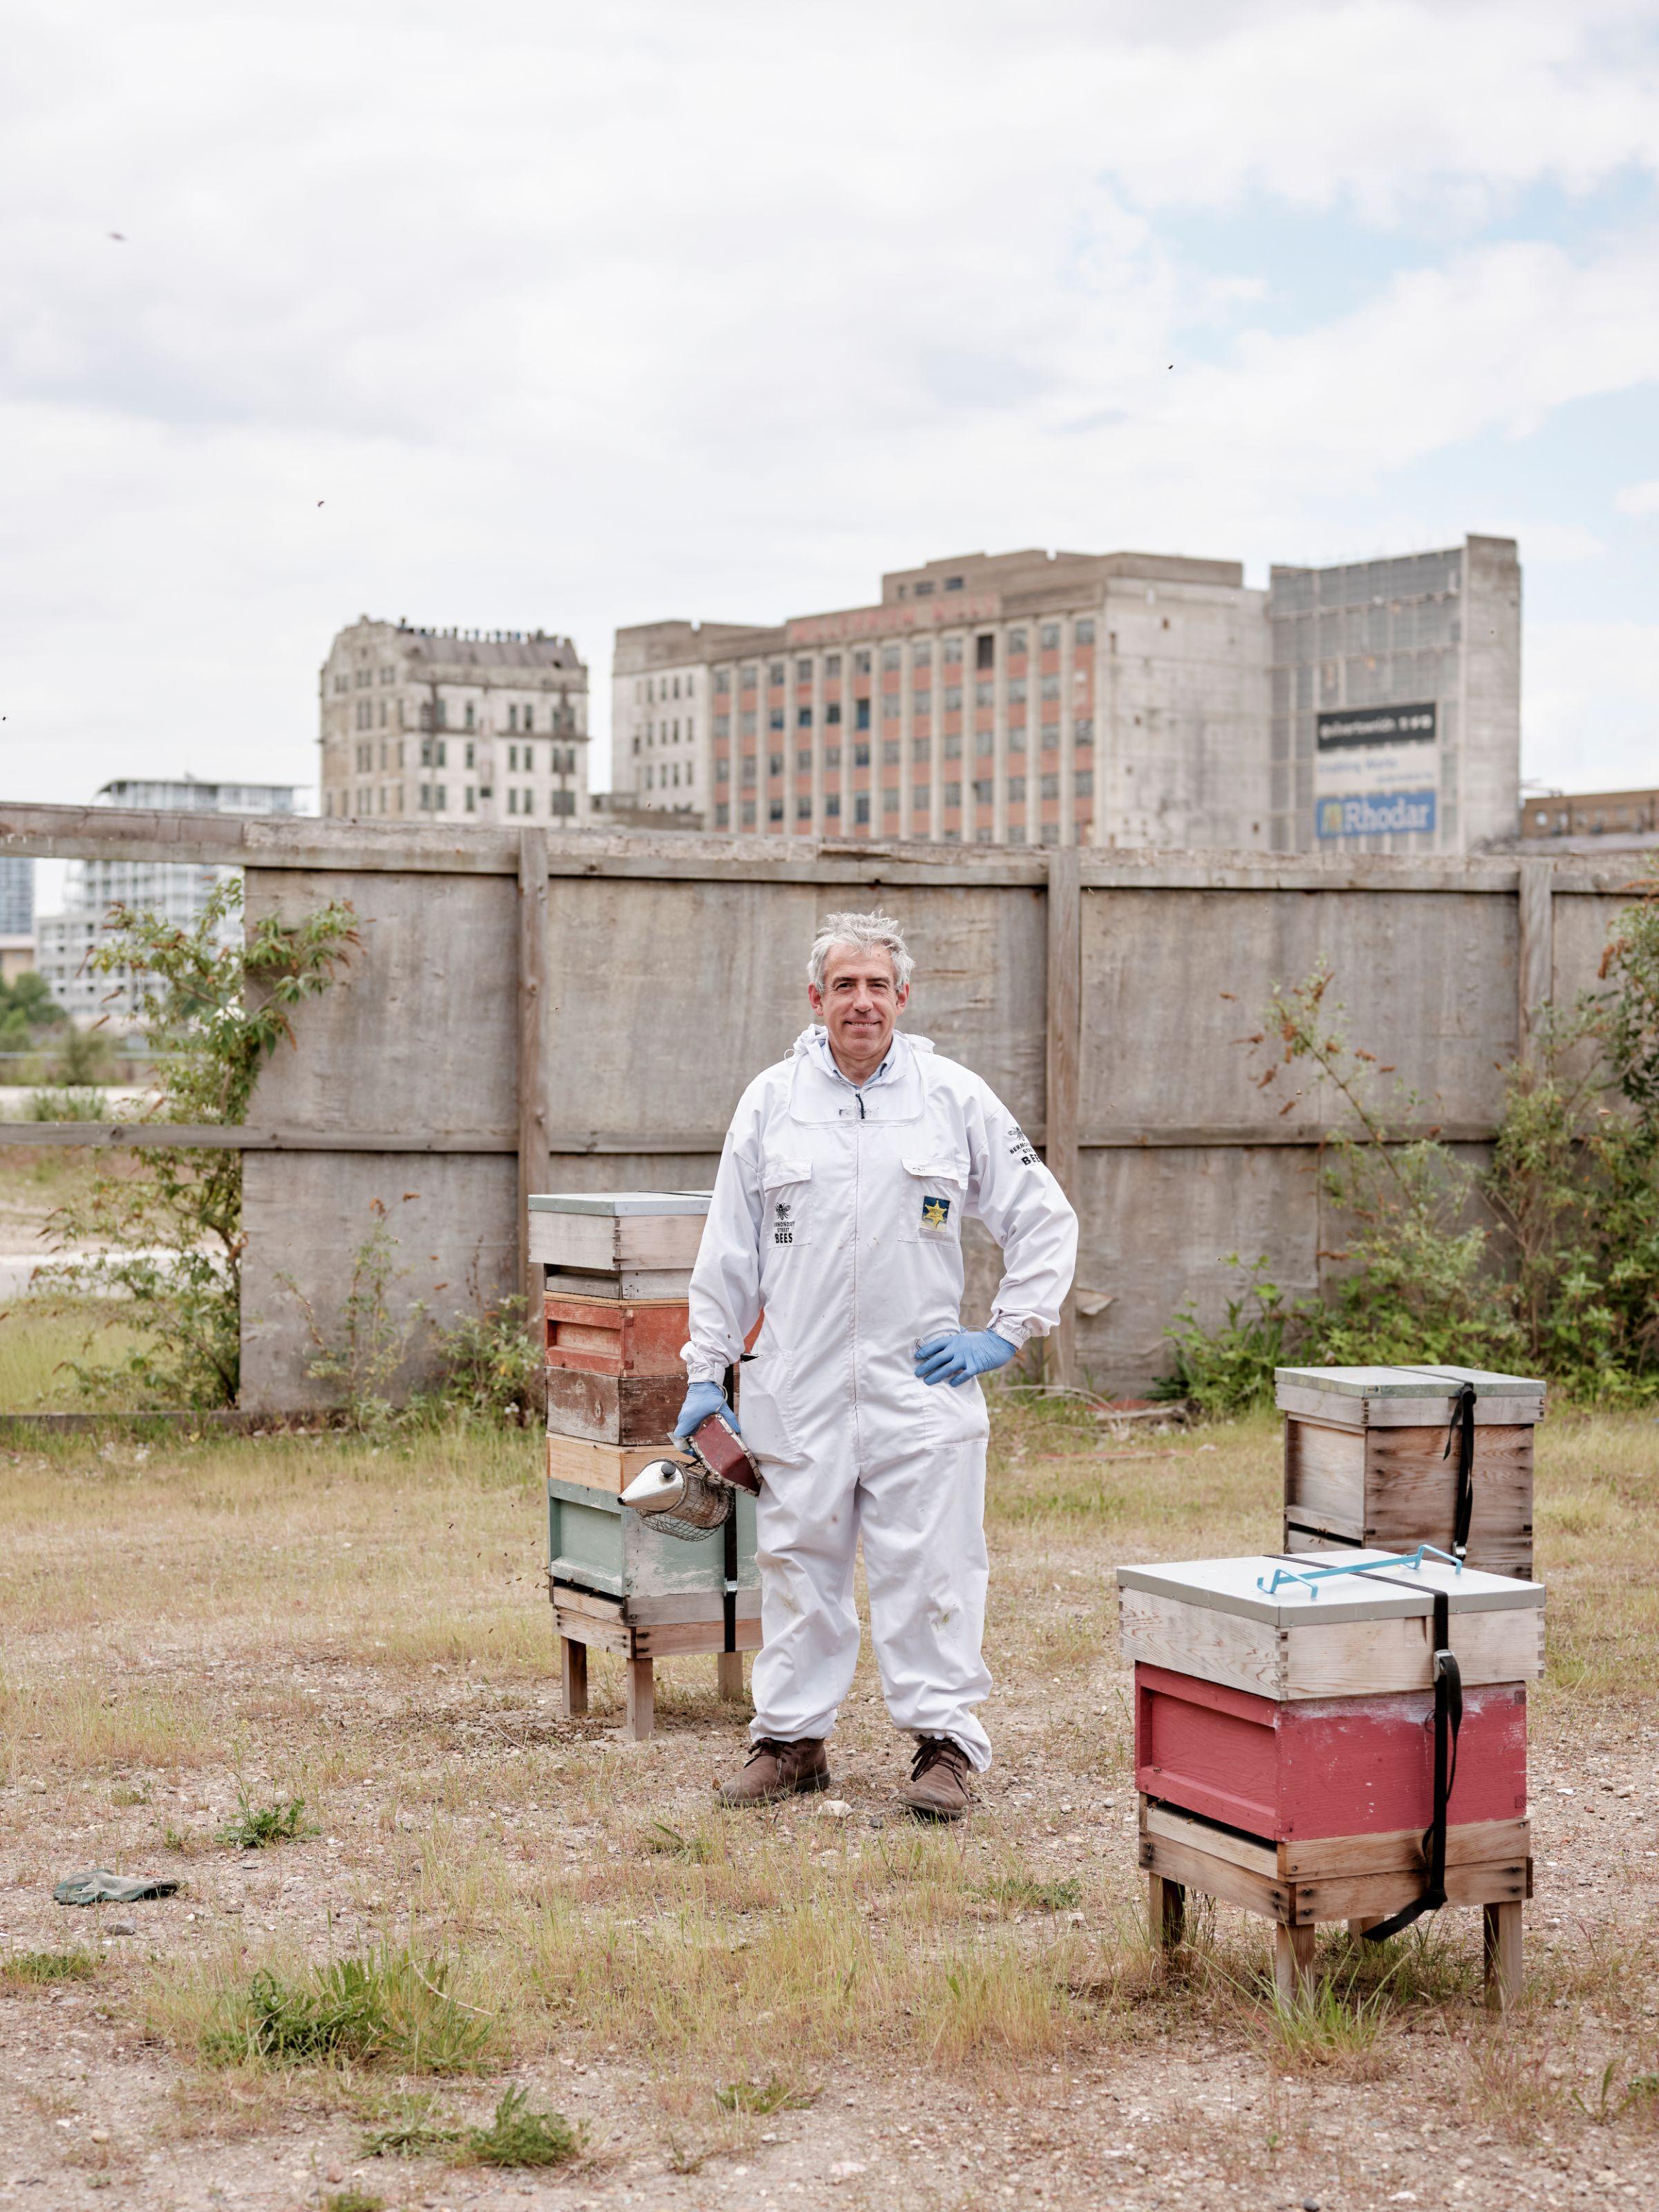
top-left (612, 619), bottom-right (778, 826)
top-left (612, 550), bottom-right (1270, 848)
top-left (317, 619), bottom-right (589, 827)
top-left (615, 536), bottom-right (1520, 852)
top-left (0, 856), bottom-right (34, 985)
top-left (1268, 536), bottom-right (1520, 853)
top-left (36, 777), bottom-right (297, 1025)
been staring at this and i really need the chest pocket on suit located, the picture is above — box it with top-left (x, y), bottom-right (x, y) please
top-left (761, 1156), bottom-right (812, 1254)
top-left (899, 1157), bottom-right (968, 1245)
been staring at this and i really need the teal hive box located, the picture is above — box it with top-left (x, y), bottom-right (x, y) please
top-left (533, 1189), bottom-right (759, 1739)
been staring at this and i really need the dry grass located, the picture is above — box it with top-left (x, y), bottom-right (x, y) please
top-left (0, 1391), bottom-right (1657, 2206)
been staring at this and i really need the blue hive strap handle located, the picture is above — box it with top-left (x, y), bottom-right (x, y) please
top-left (1362, 1586), bottom-right (1463, 1943)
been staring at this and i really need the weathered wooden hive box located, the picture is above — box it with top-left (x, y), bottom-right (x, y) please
top-left (1120, 1551), bottom-right (1540, 1844)
top-left (1277, 1364), bottom-right (1545, 1580)
top-left (531, 1191), bottom-right (760, 1736)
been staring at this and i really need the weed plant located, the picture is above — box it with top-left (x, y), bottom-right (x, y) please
top-left (359, 2090), bottom-right (463, 2159)
top-left (216, 1789), bottom-right (314, 1849)
top-left (465, 2086), bottom-right (583, 2166)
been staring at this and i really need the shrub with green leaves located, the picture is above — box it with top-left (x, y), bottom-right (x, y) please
top-left (1161, 881), bottom-right (1659, 1407)
top-left (41, 877), bottom-right (357, 1407)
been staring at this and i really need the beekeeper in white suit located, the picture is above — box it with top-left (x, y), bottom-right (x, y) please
top-left (676, 910), bottom-right (1078, 1820)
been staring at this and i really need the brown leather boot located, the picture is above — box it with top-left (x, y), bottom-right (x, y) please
top-left (898, 1736), bottom-right (973, 1821)
top-left (714, 1736), bottom-right (832, 1808)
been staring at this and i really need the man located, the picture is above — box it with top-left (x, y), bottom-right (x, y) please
top-left (676, 910), bottom-right (1078, 1821)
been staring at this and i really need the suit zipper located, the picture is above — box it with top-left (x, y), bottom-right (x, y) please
top-left (851, 1091), bottom-right (863, 1456)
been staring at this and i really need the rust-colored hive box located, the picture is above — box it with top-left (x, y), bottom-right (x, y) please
top-left (1276, 1364), bottom-right (1544, 1580)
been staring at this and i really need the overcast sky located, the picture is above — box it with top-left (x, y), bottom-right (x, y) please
top-left (3, 0), bottom-right (1658, 836)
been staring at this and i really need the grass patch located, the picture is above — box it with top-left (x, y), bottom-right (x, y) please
top-left (465, 2086), bottom-right (583, 2168)
top-left (324, 2191), bottom-right (384, 2212)
top-left (713, 2075), bottom-right (816, 2114)
top-left (0, 1298), bottom-right (162, 1412)
top-left (1, 1947), bottom-right (97, 1987)
top-left (194, 1947), bottom-right (495, 2073)
top-left (980, 1871), bottom-right (1083, 1914)
top-left (216, 1789), bottom-right (315, 1849)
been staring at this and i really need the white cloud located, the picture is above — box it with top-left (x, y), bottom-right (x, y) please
top-left (0, 0), bottom-right (1656, 803)
top-left (1524, 621), bottom-right (1659, 791)
top-left (1615, 480), bottom-right (1659, 515)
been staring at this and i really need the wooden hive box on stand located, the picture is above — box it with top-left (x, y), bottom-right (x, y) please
top-left (1277, 1365), bottom-right (1545, 1580)
top-left (530, 1191), bottom-right (760, 1740)
top-left (1118, 1549), bottom-right (1544, 2007)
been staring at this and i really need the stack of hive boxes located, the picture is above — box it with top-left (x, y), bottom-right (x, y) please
top-left (1118, 1548), bottom-right (1543, 2007)
top-left (530, 1190), bottom-right (760, 1741)
top-left (1277, 1363), bottom-right (1544, 1579)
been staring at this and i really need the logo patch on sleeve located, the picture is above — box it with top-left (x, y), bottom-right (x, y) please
top-left (920, 1194), bottom-right (952, 1232)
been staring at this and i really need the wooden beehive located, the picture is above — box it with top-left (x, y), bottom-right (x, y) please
top-left (1119, 1548), bottom-right (1542, 2007)
top-left (1277, 1364), bottom-right (1545, 1580)
top-left (530, 1190), bottom-right (759, 1738)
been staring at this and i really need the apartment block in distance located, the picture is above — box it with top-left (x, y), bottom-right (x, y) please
top-left (318, 619), bottom-right (589, 827)
top-left (36, 776), bottom-right (298, 1027)
top-left (613, 548), bottom-right (1271, 847)
top-left (1268, 536), bottom-right (1520, 853)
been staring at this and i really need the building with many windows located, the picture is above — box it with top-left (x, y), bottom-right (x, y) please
top-left (1268, 536), bottom-right (1520, 854)
top-left (0, 855), bottom-right (34, 985)
top-left (317, 619), bottom-right (590, 827)
top-left (614, 550), bottom-right (1269, 848)
top-left (1518, 786), bottom-right (1659, 851)
top-left (615, 536), bottom-right (1519, 852)
top-left (35, 776), bottom-right (298, 1024)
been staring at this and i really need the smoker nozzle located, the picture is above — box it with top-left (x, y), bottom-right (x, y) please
top-left (620, 1456), bottom-right (733, 1537)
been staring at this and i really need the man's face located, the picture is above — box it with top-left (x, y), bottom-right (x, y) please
top-left (807, 944), bottom-right (908, 1065)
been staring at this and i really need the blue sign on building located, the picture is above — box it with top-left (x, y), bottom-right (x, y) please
top-left (1315, 789), bottom-right (1437, 839)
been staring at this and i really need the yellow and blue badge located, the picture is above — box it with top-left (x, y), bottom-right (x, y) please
top-left (920, 1194), bottom-right (951, 1233)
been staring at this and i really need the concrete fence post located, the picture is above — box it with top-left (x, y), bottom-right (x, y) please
top-left (1044, 845), bottom-right (1082, 1387)
top-left (517, 827), bottom-right (551, 1326)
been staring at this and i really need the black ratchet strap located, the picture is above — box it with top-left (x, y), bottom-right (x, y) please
top-left (1444, 1379), bottom-right (1478, 1561)
top-left (1362, 1586), bottom-right (1462, 1943)
top-left (722, 1362), bottom-right (739, 1653)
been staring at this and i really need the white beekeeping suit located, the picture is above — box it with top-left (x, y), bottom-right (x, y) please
top-left (684, 1024), bottom-right (1077, 1769)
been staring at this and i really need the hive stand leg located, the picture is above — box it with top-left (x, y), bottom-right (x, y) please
top-left (1147, 1872), bottom-right (1185, 1959)
top-left (559, 1635), bottom-right (588, 1719)
top-left (1483, 1900), bottom-right (1523, 2012)
top-left (624, 1656), bottom-right (655, 1742)
top-left (1347, 1916), bottom-right (1380, 1940)
top-left (715, 1649), bottom-right (746, 1703)
top-left (1274, 1921), bottom-right (1317, 2007)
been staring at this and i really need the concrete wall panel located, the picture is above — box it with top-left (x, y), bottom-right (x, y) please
top-left (1073, 1145), bottom-right (1321, 1393)
top-left (1081, 887), bottom-right (1515, 1135)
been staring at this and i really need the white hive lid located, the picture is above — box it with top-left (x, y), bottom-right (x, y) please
top-left (528, 1190), bottom-right (712, 1217)
top-left (1274, 1362), bottom-right (1545, 1399)
top-left (1116, 1549), bottom-right (1544, 1629)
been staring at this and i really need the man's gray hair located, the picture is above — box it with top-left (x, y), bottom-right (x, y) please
top-left (808, 910), bottom-right (914, 992)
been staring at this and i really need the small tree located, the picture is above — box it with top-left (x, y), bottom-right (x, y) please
top-left (44, 879), bottom-right (357, 1407)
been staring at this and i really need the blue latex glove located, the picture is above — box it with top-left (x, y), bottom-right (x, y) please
top-left (915, 1330), bottom-right (1018, 1389)
top-left (674, 1380), bottom-right (737, 1438)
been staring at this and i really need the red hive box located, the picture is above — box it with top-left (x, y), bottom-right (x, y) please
top-left (1134, 1660), bottom-right (1527, 1841)
top-left (543, 1295), bottom-right (689, 1378)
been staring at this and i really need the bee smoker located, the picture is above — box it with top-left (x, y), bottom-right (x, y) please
top-left (619, 1407), bottom-right (761, 1543)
